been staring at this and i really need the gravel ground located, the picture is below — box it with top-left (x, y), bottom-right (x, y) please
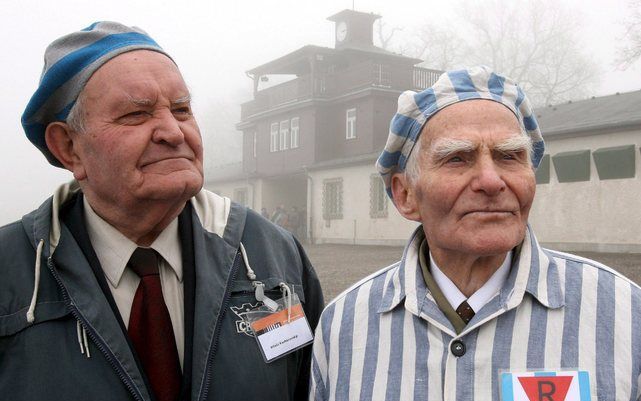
top-left (302, 244), bottom-right (641, 303)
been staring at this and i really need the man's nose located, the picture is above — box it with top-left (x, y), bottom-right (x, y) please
top-left (470, 156), bottom-right (506, 195)
top-left (151, 109), bottom-right (184, 146)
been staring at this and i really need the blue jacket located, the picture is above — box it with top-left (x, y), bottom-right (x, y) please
top-left (0, 182), bottom-right (323, 401)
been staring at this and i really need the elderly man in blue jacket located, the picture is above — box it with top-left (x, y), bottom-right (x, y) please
top-left (310, 66), bottom-right (641, 401)
top-left (0, 22), bottom-right (323, 401)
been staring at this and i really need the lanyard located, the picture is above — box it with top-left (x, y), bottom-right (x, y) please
top-left (239, 242), bottom-right (292, 317)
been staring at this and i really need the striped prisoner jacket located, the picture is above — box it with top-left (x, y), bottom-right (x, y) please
top-left (310, 226), bottom-right (641, 401)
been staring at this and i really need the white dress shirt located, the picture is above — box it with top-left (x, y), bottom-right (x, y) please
top-left (83, 197), bottom-right (185, 367)
top-left (429, 250), bottom-right (512, 314)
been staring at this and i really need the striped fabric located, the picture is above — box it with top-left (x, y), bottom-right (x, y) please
top-left (375, 66), bottom-right (545, 198)
top-left (21, 21), bottom-right (169, 167)
top-left (310, 226), bottom-right (641, 401)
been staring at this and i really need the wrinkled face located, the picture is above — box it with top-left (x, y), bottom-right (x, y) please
top-left (406, 100), bottom-right (536, 258)
top-left (71, 50), bottom-right (204, 207)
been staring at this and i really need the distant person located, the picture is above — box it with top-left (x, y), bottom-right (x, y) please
top-left (288, 206), bottom-right (302, 238)
top-left (0, 22), bottom-right (323, 401)
top-left (261, 207), bottom-right (270, 219)
top-left (310, 66), bottom-right (641, 400)
top-left (271, 204), bottom-right (288, 228)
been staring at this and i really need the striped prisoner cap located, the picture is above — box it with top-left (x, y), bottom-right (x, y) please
top-left (375, 65), bottom-right (545, 198)
top-left (21, 21), bottom-right (170, 167)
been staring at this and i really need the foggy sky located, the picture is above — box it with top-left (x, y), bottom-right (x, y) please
top-left (2, 0), bottom-right (640, 225)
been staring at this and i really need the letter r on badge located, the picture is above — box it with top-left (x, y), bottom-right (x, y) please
top-left (537, 381), bottom-right (555, 401)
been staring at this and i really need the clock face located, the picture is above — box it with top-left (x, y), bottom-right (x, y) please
top-left (336, 21), bottom-right (348, 42)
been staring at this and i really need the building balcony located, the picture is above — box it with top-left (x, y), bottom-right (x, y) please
top-left (240, 62), bottom-right (441, 120)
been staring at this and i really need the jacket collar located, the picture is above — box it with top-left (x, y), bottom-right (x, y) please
top-left (504, 226), bottom-right (565, 310)
top-left (22, 180), bottom-right (81, 257)
top-left (378, 225), bottom-right (565, 332)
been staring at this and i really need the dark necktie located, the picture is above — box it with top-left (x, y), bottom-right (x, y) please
top-left (456, 300), bottom-right (475, 324)
top-left (127, 247), bottom-right (181, 401)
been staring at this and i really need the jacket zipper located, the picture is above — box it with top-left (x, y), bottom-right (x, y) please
top-left (198, 252), bottom-right (242, 401)
top-left (47, 257), bottom-right (145, 401)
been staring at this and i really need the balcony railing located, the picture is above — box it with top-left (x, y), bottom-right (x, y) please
top-left (240, 63), bottom-right (442, 119)
top-left (412, 68), bottom-right (441, 90)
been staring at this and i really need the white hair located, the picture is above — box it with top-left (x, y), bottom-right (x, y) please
top-left (404, 139), bottom-right (422, 184)
top-left (66, 91), bottom-right (87, 133)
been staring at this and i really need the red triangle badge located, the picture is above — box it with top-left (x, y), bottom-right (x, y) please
top-left (518, 376), bottom-right (574, 401)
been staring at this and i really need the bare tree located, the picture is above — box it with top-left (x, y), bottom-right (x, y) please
top-left (374, 19), bottom-right (402, 51)
top-left (405, 25), bottom-right (465, 72)
top-left (397, 0), bottom-right (600, 106)
top-left (617, 0), bottom-right (641, 69)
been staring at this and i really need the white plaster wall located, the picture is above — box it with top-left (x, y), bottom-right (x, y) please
top-left (309, 163), bottom-right (419, 246)
top-left (203, 180), bottom-right (256, 210)
top-left (529, 129), bottom-right (641, 252)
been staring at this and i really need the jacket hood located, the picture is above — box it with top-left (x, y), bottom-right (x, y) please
top-left (18, 180), bottom-right (236, 325)
top-left (20, 180), bottom-right (235, 257)
top-left (21, 180), bottom-right (81, 258)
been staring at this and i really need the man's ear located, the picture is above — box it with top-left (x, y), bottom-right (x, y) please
top-left (391, 173), bottom-right (421, 222)
top-left (45, 122), bottom-right (87, 180)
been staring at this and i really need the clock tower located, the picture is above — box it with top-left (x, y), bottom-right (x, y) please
top-left (327, 9), bottom-right (381, 49)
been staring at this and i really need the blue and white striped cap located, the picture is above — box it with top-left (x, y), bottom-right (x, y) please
top-left (376, 65), bottom-right (545, 198)
top-left (21, 21), bottom-right (171, 167)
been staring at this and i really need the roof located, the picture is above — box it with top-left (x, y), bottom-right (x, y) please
top-left (339, 45), bottom-right (422, 63)
top-left (327, 9), bottom-right (381, 23)
top-left (246, 44), bottom-right (421, 76)
top-left (536, 90), bottom-right (641, 137)
top-left (246, 45), bottom-right (333, 75)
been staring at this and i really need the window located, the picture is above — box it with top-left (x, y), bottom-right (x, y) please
top-left (233, 188), bottom-right (248, 206)
top-left (369, 174), bottom-right (388, 218)
top-left (290, 117), bottom-right (299, 149)
top-left (346, 108), bottom-right (356, 139)
top-left (270, 123), bottom-right (278, 152)
top-left (322, 178), bottom-right (343, 220)
top-left (279, 120), bottom-right (289, 150)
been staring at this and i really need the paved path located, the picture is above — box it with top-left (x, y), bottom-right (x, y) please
top-left (303, 244), bottom-right (641, 303)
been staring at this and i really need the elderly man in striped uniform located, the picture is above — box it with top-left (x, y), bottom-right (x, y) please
top-left (310, 66), bottom-right (641, 401)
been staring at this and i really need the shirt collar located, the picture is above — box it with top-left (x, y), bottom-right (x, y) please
top-left (83, 197), bottom-right (183, 287)
top-left (430, 250), bottom-right (512, 313)
top-left (150, 218), bottom-right (183, 282)
top-left (378, 225), bottom-right (564, 316)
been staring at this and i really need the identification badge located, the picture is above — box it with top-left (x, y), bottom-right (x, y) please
top-left (243, 292), bottom-right (314, 363)
top-left (501, 370), bottom-right (591, 401)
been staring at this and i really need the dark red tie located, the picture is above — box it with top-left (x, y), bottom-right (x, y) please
top-left (127, 248), bottom-right (181, 401)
